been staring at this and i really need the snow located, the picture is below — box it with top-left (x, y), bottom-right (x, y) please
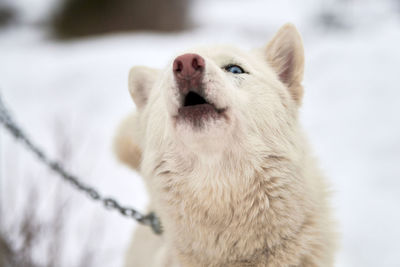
top-left (1, 0), bottom-right (400, 266)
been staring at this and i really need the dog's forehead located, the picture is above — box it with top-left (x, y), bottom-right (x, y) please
top-left (183, 45), bottom-right (251, 62)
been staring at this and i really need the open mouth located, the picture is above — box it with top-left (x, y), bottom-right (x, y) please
top-left (177, 91), bottom-right (225, 125)
top-left (184, 91), bottom-right (208, 106)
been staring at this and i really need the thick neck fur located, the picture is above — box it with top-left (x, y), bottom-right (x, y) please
top-left (141, 124), bottom-right (325, 266)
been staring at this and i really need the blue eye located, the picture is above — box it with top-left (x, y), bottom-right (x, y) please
top-left (225, 65), bottom-right (245, 74)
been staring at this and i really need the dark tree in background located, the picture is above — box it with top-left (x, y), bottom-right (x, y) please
top-left (52, 0), bottom-right (189, 39)
top-left (0, 0), bottom-right (16, 27)
top-left (315, 0), bottom-right (352, 31)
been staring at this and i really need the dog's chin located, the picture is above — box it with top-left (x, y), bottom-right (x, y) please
top-left (172, 97), bottom-right (231, 153)
top-left (174, 118), bottom-right (231, 155)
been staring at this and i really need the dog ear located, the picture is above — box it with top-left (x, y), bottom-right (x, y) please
top-left (266, 23), bottom-right (304, 104)
top-left (128, 66), bottom-right (159, 109)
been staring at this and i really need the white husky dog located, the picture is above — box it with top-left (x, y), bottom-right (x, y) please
top-left (115, 24), bottom-right (337, 267)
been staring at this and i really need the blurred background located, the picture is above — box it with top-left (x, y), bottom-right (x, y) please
top-left (0, 0), bottom-right (399, 266)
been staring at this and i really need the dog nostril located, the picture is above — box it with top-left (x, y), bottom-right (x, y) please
top-left (174, 60), bottom-right (183, 73)
top-left (192, 58), bottom-right (200, 71)
top-left (177, 62), bottom-right (182, 72)
top-left (192, 56), bottom-right (204, 72)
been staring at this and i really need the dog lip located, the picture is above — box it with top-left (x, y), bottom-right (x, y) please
top-left (177, 103), bottom-right (227, 126)
top-left (178, 103), bottom-right (225, 114)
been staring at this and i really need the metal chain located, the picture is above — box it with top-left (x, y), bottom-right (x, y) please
top-left (0, 93), bottom-right (162, 235)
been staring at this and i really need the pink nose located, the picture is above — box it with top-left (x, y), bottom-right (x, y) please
top-left (173, 53), bottom-right (205, 94)
top-left (173, 53), bottom-right (205, 80)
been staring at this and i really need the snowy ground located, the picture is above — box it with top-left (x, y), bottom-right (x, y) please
top-left (1, 0), bottom-right (400, 266)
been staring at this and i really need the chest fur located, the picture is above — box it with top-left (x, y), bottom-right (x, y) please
top-left (149, 155), bottom-right (309, 265)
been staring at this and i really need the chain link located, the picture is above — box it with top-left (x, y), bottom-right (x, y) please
top-left (0, 93), bottom-right (162, 235)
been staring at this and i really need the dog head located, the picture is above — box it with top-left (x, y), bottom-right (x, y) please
top-left (128, 24), bottom-right (304, 159)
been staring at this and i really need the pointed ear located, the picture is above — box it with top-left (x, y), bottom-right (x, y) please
top-left (266, 23), bottom-right (304, 104)
top-left (128, 66), bottom-right (159, 109)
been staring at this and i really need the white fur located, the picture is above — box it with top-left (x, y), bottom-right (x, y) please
top-left (115, 24), bottom-right (337, 267)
